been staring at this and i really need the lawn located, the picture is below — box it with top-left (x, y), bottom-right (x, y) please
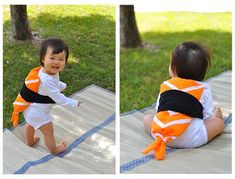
top-left (3, 5), bottom-right (115, 128)
top-left (120, 12), bottom-right (231, 113)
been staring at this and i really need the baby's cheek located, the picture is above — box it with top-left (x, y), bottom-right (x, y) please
top-left (60, 64), bottom-right (65, 70)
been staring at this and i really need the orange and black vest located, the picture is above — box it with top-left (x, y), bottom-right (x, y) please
top-left (143, 77), bottom-right (204, 160)
top-left (10, 66), bottom-right (55, 127)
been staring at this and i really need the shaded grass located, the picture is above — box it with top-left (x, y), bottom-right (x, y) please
top-left (120, 12), bottom-right (232, 113)
top-left (3, 5), bottom-right (115, 128)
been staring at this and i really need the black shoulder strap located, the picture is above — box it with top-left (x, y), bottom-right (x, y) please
top-left (20, 83), bottom-right (55, 104)
top-left (157, 90), bottom-right (203, 119)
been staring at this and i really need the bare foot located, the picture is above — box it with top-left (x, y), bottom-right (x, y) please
top-left (26, 136), bottom-right (40, 146)
top-left (52, 141), bottom-right (67, 155)
top-left (214, 107), bottom-right (223, 120)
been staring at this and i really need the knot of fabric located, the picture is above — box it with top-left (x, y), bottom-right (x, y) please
top-left (142, 136), bottom-right (166, 160)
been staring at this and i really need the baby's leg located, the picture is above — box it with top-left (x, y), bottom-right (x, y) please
top-left (39, 122), bottom-right (67, 155)
top-left (26, 123), bottom-right (40, 146)
top-left (204, 107), bottom-right (224, 141)
top-left (143, 114), bottom-right (154, 135)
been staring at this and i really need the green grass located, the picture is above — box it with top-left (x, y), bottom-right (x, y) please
top-left (121, 12), bottom-right (231, 113)
top-left (3, 5), bottom-right (115, 128)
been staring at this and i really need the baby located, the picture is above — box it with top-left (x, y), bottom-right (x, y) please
top-left (143, 41), bottom-right (224, 160)
top-left (11, 38), bottom-right (80, 155)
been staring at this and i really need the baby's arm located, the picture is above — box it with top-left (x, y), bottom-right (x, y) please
top-left (201, 83), bottom-right (224, 141)
top-left (201, 84), bottom-right (216, 120)
top-left (59, 81), bottom-right (82, 107)
top-left (42, 79), bottom-right (78, 108)
top-left (59, 81), bottom-right (67, 92)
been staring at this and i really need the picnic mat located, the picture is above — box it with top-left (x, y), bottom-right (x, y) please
top-left (120, 71), bottom-right (232, 173)
top-left (3, 84), bottom-right (115, 174)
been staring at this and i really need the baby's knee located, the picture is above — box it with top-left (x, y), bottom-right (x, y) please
top-left (205, 117), bottom-right (224, 141)
top-left (143, 114), bottom-right (153, 134)
top-left (216, 117), bottom-right (224, 130)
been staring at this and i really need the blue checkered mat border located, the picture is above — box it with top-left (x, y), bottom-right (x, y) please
top-left (14, 113), bottom-right (115, 174)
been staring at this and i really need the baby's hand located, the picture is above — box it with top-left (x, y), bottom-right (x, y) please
top-left (78, 101), bottom-right (82, 107)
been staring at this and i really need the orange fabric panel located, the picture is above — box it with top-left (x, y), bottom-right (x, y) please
top-left (187, 88), bottom-right (204, 100)
top-left (151, 120), bottom-right (190, 137)
top-left (25, 67), bottom-right (41, 92)
top-left (168, 77), bottom-right (204, 100)
top-left (159, 83), bottom-right (171, 94)
top-left (10, 66), bottom-right (42, 127)
top-left (157, 111), bottom-right (190, 123)
top-left (168, 77), bottom-right (198, 89)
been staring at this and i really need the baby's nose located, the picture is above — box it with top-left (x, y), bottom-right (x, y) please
top-left (54, 59), bottom-right (60, 63)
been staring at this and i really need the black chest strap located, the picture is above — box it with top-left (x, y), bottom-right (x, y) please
top-left (20, 83), bottom-right (55, 103)
top-left (157, 90), bottom-right (203, 119)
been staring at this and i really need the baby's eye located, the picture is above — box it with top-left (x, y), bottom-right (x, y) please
top-left (60, 59), bottom-right (65, 61)
top-left (50, 57), bottom-right (55, 60)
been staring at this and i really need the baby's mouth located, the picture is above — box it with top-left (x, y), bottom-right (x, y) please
top-left (51, 66), bottom-right (59, 70)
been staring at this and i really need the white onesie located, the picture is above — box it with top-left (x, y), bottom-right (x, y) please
top-left (154, 81), bottom-right (214, 148)
top-left (23, 68), bottom-right (78, 130)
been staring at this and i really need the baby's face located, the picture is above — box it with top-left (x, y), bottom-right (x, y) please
top-left (42, 47), bottom-right (66, 75)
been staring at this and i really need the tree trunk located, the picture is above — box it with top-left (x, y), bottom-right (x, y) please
top-left (10, 5), bottom-right (32, 40)
top-left (120, 5), bottom-right (142, 48)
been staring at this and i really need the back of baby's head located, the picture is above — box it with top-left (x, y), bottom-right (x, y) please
top-left (171, 41), bottom-right (211, 81)
top-left (39, 38), bottom-right (69, 66)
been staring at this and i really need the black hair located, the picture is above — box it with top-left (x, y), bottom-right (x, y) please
top-left (39, 38), bottom-right (69, 66)
top-left (170, 41), bottom-right (211, 81)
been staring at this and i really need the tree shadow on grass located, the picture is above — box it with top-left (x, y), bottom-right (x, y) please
top-left (3, 12), bottom-right (115, 128)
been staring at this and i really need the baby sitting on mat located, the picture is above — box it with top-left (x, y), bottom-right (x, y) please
top-left (143, 41), bottom-right (224, 160)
